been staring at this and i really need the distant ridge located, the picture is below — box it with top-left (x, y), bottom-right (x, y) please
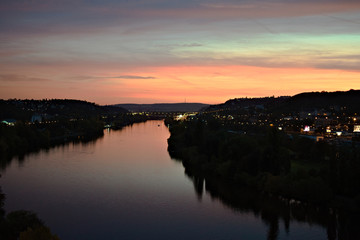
top-left (205, 96), bottom-right (290, 112)
top-left (204, 89), bottom-right (360, 113)
top-left (114, 103), bottom-right (209, 112)
top-left (275, 89), bottom-right (360, 112)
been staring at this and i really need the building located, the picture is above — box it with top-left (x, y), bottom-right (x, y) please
top-left (31, 114), bottom-right (42, 123)
top-left (1, 119), bottom-right (16, 126)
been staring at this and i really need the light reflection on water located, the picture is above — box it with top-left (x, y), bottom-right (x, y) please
top-left (0, 120), bottom-right (331, 240)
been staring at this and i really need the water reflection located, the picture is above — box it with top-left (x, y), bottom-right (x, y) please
top-left (183, 168), bottom-right (360, 240)
top-left (0, 133), bottom-right (104, 170)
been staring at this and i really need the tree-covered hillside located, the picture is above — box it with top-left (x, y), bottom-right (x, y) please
top-left (167, 117), bottom-right (360, 211)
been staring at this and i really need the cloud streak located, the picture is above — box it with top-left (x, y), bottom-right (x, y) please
top-left (69, 75), bottom-right (157, 81)
top-left (0, 74), bottom-right (51, 83)
top-left (110, 75), bottom-right (156, 79)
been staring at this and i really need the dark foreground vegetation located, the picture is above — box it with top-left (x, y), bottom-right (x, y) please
top-left (166, 117), bottom-right (360, 212)
top-left (0, 185), bottom-right (59, 240)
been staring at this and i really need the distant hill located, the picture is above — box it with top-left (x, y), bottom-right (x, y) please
top-left (205, 96), bottom-right (290, 112)
top-left (114, 103), bottom-right (209, 112)
top-left (203, 89), bottom-right (360, 113)
top-left (274, 89), bottom-right (360, 113)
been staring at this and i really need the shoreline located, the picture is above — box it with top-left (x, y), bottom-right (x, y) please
top-left (166, 118), bottom-right (360, 214)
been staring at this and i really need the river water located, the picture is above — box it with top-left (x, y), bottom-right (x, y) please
top-left (0, 120), bottom-right (346, 239)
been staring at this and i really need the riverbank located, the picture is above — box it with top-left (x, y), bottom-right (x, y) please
top-left (0, 116), bottom-right (151, 168)
top-left (166, 118), bottom-right (360, 213)
top-left (0, 118), bottom-right (103, 164)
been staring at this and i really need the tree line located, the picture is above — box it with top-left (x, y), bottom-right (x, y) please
top-left (0, 118), bottom-right (104, 165)
top-left (166, 117), bottom-right (360, 211)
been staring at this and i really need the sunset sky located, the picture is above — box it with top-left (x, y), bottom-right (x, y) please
top-left (1, 0), bottom-right (360, 104)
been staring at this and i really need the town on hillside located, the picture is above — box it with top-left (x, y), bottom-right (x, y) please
top-left (174, 90), bottom-right (360, 145)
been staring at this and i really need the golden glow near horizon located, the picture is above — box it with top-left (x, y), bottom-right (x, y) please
top-left (0, 1), bottom-right (360, 104)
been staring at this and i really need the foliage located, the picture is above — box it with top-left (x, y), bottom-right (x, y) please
top-left (0, 209), bottom-right (61, 240)
top-left (19, 226), bottom-right (60, 240)
top-left (0, 119), bottom-right (103, 162)
top-left (167, 117), bottom-right (360, 209)
top-left (0, 186), bottom-right (5, 219)
top-left (0, 179), bottom-right (59, 240)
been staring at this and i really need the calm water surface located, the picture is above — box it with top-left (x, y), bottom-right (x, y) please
top-left (1, 120), bottom-right (328, 239)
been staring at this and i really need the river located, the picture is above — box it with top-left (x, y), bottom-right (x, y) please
top-left (0, 120), bottom-right (351, 239)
